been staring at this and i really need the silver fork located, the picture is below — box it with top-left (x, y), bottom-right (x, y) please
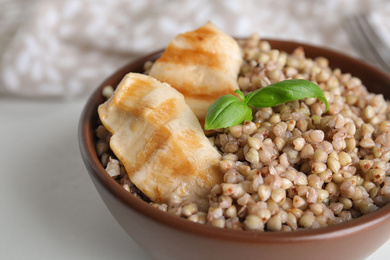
top-left (343, 12), bottom-right (390, 73)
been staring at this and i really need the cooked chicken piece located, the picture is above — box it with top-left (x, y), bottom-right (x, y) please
top-left (98, 73), bottom-right (222, 209)
top-left (149, 22), bottom-right (242, 126)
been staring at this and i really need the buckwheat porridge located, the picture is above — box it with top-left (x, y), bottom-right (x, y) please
top-left (95, 32), bottom-right (390, 232)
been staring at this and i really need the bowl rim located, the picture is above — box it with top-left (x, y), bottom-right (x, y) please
top-left (79, 38), bottom-right (390, 244)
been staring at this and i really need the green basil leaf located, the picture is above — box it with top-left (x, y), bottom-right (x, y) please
top-left (234, 89), bottom-right (246, 101)
top-left (204, 94), bottom-right (253, 130)
top-left (245, 79), bottom-right (329, 112)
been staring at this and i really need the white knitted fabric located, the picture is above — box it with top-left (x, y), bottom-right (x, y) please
top-left (0, 0), bottom-right (389, 98)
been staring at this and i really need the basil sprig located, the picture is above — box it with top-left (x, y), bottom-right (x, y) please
top-left (204, 90), bottom-right (253, 130)
top-left (204, 79), bottom-right (329, 130)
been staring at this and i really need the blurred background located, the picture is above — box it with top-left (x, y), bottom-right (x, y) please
top-left (0, 0), bottom-right (389, 98)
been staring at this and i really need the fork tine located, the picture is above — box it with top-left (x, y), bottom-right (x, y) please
top-left (343, 15), bottom-right (384, 69)
top-left (354, 13), bottom-right (390, 72)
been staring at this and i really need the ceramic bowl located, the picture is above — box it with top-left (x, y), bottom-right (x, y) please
top-left (79, 39), bottom-right (390, 260)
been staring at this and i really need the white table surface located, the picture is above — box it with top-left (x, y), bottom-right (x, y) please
top-left (0, 95), bottom-right (389, 260)
top-left (0, 97), bottom-right (151, 260)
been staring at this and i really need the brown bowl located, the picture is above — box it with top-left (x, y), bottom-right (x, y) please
top-left (79, 39), bottom-right (390, 260)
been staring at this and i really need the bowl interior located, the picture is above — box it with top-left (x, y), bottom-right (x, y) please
top-left (79, 39), bottom-right (390, 243)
